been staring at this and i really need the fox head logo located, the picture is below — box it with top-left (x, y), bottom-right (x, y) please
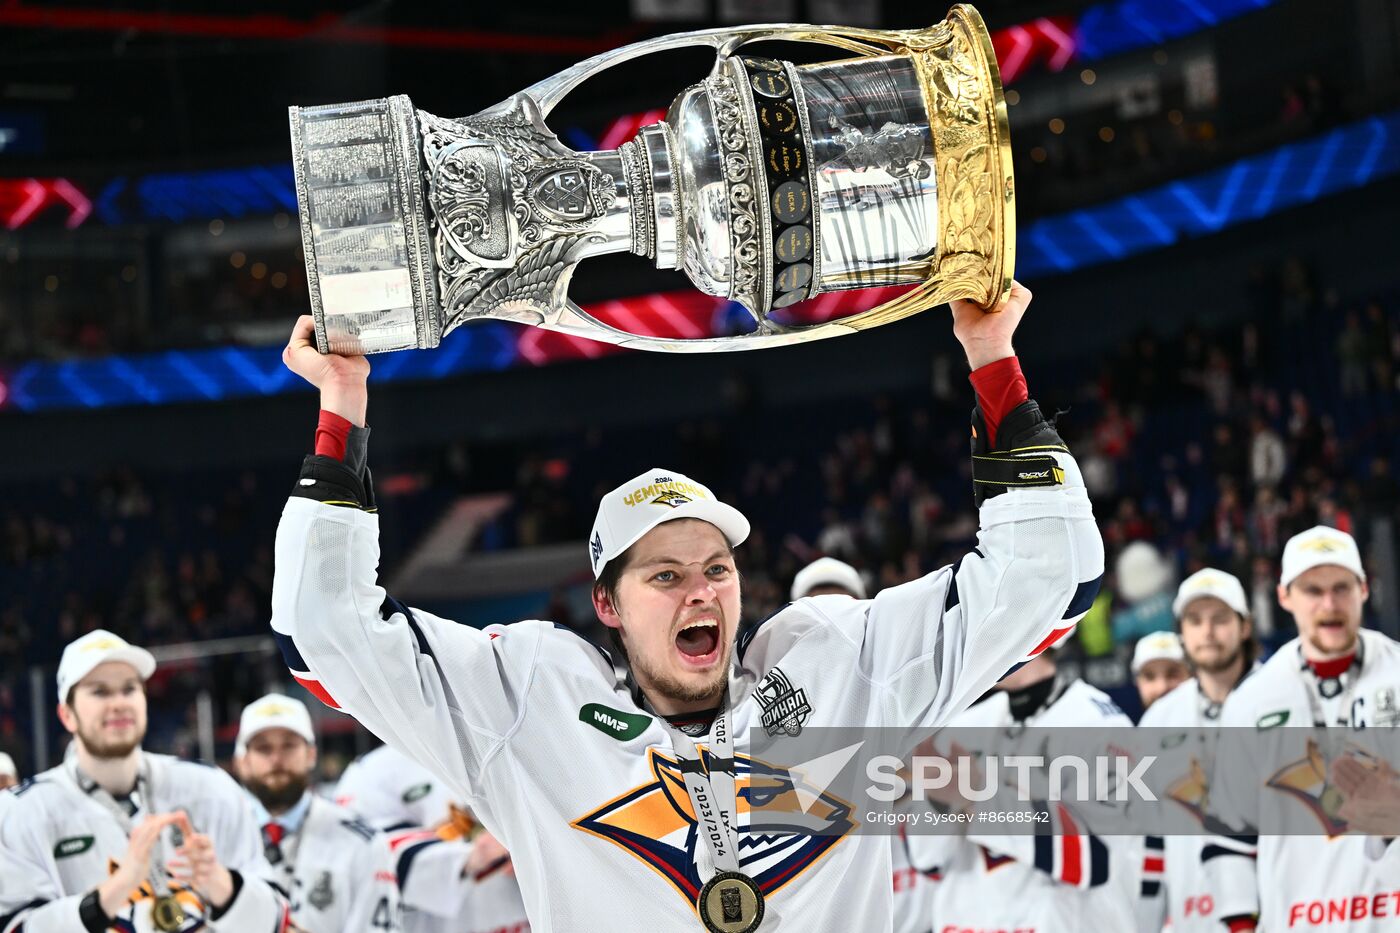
top-left (573, 746), bottom-right (855, 908)
top-left (1265, 738), bottom-right (1348, 837)
top-left (1166, 757), bottom-right (1211, 825)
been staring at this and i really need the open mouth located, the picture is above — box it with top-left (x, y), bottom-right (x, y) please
top-left (675, 618), bottom-right (720, 666)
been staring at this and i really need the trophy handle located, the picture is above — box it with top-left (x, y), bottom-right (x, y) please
top-left (486, 5), bottom-right (1008, 352)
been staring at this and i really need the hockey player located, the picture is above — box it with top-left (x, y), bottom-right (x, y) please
top-left (1136, 568), bottom-right (1256, 933)
top-left (336, 744), bottom-right (530, 933)
top-left (1133, 631), bottom-right (1190, 713)
top-left (234, 693), bottom-right (401, 931)
top-left (907, 649), bottom-right (1142, 932)
top-left (1203, 526), bottom-right (1400, 931)
top-left (0, 629), bottom-right (287, 933)
top-left (788, 557), bottom-right (936, 933)
top-left (272, 282), bottom-right (1105, 930)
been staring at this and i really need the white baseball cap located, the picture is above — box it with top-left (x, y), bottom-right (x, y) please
top-left (791, 557), bottom-right (866, 600)
top-left (236, 694), bottom-right (316, 755)
top-left (0, 752), bottom-right (16, 778)
top-left (588, 467), bottom-right (750, 578)
top-left (1173, 568), bottom-right (1249, 619)
top-left (1132, 631), bottom-right (1187, 675)
top-left (1280, 525), bottom-right (1366, 588)
top-left (56, 629), bottom-right (156, 704)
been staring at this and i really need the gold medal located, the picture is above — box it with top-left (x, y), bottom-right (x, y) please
top-left (697, 871), bottom-right (764, 933)
top-left (151, 894), bottom-right (186, 932)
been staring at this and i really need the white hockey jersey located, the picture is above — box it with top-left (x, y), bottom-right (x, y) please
top-left (250, 791), bottom-right (401, 933)
top-left (1135, 674), bottom-right (1249, 933)
top-left (1203, 629), bottom-right (1400, 932)
top-left (890, 827), bottom-right (937, 933)
top-left (335, 744), bottom-right (456, 831)
top-left (908, 679), bottom-right (1143, 933)
top-left (271, 447), bottom-right (1102, 931)
top-left (339, 745), bottom-right (531, 933)
top-left (0, 752), bottom-right (287, 933)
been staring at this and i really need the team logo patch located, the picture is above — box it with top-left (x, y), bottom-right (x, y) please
top-left (591, 532), bottom-right (604, 569)
top-left (1165, 758), bottom-right (1211, 826)
top-left (54, 835), bottom-right (94, 858)
top-left (308, 871), bottom-right (335, 910)
top-left (573, 747), bottom-right (854, 909)
top-left (580, 703), bottom-right (652, 741)
top-left (402, 782), bottom-right (433, 804)
top-left (1265, 738), bottom-right (1348, 837)
top-left (1375, 688), bottom-right (1400, 727)
top-left (1257, 710), bottom-right (1290, 730)
top-left (755, 668), bottom-right (812, 737)
top-left (653, 491), bottom-right (693, 507)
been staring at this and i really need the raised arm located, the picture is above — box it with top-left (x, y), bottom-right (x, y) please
top-left (273, 316), bottom-right (541, 804)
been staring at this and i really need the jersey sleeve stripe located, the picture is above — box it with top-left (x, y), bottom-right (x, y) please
top-left (380, 595), bottom-right (434, 658)
top-left (1062, 573), bottom-right (1104, 619)
top-left (1056, 803), bottom-right (1083, 886)
top-left (1, 898), bottom-right (45, 932)
top-left (273, 630), bottom-right (310, 672)
top-left (394, 837), bottom-right (443, 888)
top-left (292, 674), bottom-right (340, 710)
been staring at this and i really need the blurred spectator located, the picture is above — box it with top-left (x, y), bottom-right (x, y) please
top-left (1249, 415), bottom-right (1287, 488)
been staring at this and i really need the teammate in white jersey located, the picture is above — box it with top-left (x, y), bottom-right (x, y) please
top-left (789, 557), bottom-right (935, 933)
top-left (1136, 568), bottom-right (1256, 933)
top-left (1203, 526), bottom-right (1400, 932)
top-left (272, 283), bottom-right (1105, 931)
top-left (908, 650), bottom-right (1142, 933)
top-left (234, 693), bottom-right (401, 932)
top-left (0, 629), bottom-right (287, 933)
top-left (337, 744), bottom-right (531, 933)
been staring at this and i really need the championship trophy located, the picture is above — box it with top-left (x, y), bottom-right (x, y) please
top-left (289, 4), bottom-right (1013, 355)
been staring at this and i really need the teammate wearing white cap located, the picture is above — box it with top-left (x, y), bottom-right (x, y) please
top-left (789, 556), bottom-right (867, 601)
top-left (0, 752), bottom-right (18, 791)
top-left (1136, 569), bottom-right (1256, 933)
top-left (1202, 526), bottom-right (1400, 932)
top-left (272, 284), bottom-right (1105, 930)
top-left (335, 743), bottom-right (531, 933)
top-left (234, 693), bottom-right (401, 932)
top-left (0, 629), bottom-right (288, 933)
top-left (1132, 631), bottom-right (1190, 713)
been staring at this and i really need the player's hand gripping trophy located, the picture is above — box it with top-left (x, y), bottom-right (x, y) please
top-left (288, 4), bottom-right (1016, 356)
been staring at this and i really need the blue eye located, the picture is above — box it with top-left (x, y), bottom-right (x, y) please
top-left (655, 570), bottom-right (676, 583)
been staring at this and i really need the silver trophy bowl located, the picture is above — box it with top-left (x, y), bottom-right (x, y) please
top-left (289, 4), bottom-right (1014, 354)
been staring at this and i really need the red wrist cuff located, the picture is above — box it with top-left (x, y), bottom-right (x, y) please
top-left (968, 355), bottom-right (1028, 448)
top-left (315, 410), bottom-right (354, 461)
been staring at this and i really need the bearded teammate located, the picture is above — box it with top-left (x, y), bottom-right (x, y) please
top-left (1136, 569), bottom-right (1256, 933)
top-left (336, 744), bottom-right (530, 933)
top-left (1203, 526), bottom-right (1400, 931)
top-left (233, 693), bottom-right (401, 932)
top-left (0, 630), bottom-right (288, 933)
top-left (907, 649), bottom-right (1141, 932)
top-left (271, 282), bottom-right (1105, 930)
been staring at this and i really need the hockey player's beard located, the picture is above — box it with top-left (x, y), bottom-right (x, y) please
top-left (245, 770), bottom-right (310, 813)
top-left (631, 642), bottom-right (733, 710)
top-left (73, 713), bottom-right (144, 761)
top-left (1191, 643), bottom-right (1241, 675)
